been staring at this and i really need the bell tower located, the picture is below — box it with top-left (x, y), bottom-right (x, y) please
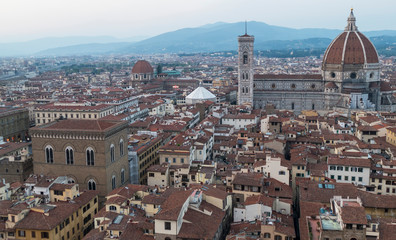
top-left (238, 23), bottom-right (255, 106)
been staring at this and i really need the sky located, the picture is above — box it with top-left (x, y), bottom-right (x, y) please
top-left (0, 0), bottom-right (395, 43)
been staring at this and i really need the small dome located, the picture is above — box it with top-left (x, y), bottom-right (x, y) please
top-left (323, 10), bottom-right (379, 65)
top-left (132, 60), bottom-right (154, 74)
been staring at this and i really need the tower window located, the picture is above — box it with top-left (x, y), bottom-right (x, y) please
top-left (88, 179), bottom-right (96, 190)
top-left (45, 146), bottom-right (54, 163)
top-left (370, 72), bottom-right (374, 78)
top-left (330, 72), bottom-right (336, 78)
top-left (65, 147), bottom-right (74, 165)
top-left (271, 83), bottom-right (276, 89)
top-left (350, 72), bottom-right (357, 79)
top-left (110, 144), bottom-right (115, 162)
top-left (291, 102), bottom-right (295, 110)
top-left (86, 147), bottom-right (95, 166)
top-left (311, 84), bottom-right (316, 89)
top-left (291, 84), bottom-right (296, 89)
top-left (243, 52), bottom-right (248, 64)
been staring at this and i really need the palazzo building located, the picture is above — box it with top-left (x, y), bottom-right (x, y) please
top-left (31, 119), bottom-right (129, 199)
top-left (238, 10), bottom-right (394, 112)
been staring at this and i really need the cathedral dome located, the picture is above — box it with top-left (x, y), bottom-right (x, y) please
top-left (132, 60), bottom-right (154, 74)
top-left (323, 10), bottom-right (379, 66)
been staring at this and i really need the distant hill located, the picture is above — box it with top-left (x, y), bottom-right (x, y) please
top-left (3, 21), bottom-right (396, 57)
top-left (0, 36), bottom-right (146, 57)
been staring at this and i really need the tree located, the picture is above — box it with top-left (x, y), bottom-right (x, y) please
top-left (157, 64), bottom-right (162, 74)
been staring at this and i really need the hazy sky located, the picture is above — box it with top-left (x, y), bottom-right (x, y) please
top-left (0, 0), bottom-right (395, 42)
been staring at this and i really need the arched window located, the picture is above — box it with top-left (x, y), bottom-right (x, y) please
top-left (242, 87), bottom-right (245, 93)
top-left (246, 73), bottom-right (248, 79)
top-left (109, 205), bottom-right (117, 211)
top-left (246, 87), bottom-right (249, 94)
top-left (110, 144), bottom-right (115, 162)
top-left (65, 146), bottom-right (74, 165)
top-left (119, 139), bottom-right (124, 157)
top-left (274, 235), bottom-right (282, 240)
top-left (243, 52), bottom-right (248, 64)
top-left (112, 175), bottom-right (116, 190)
top-left (88, 179), bottom-right (96, 190)
top-left (45, 146), bottom-right (54, 163)
top-left (86, 147), bottom-right (95, 166)
top-left (121, 169), bottom-right (125, 184)
top-left (263, 233), bottom-right (271, 238)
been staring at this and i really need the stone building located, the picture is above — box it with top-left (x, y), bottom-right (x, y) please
top-left (34, 103), bottom-right (113, 126)
top-left (239, 10), bottom-right (393, 112)
top-left (0, 140), bottom-right (33, 183)
top-left (0, 107), bottom-right (30, 142)
top-left (31, 119), bottom-right (129, 200)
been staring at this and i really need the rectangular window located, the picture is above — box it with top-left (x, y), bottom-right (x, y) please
top-left (165, 222), bottom-right (171, 230)
top-left (352, 176), bottom-right (356, 181)
top-left (358, 168), bottom-right (363, 172)
top-left (344, 176), bottom-right (349, 181)
top-left (149, 173), bottom-right (154, 177)
top-left (337, 175), bottom-right (342, 180)
top-left (358, 177), bottom-right (363, 182)
top-left (32, 231), bottom-right (36, 238)
top-left (18, 230), bottom-right (25, 237)
top-left (165, 157), bottom-right (168, 162)
top-left (41, 232), bottom-right (49, 239)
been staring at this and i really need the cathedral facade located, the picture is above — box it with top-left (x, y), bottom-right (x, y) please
top-left (238, 10), bottom-right (393, 112)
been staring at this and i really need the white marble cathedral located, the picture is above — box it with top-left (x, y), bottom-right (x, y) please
top-left (238, 10), bottom-right (396, 112)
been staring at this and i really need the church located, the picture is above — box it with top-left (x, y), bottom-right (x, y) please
top-left (238, 10), bottom-right (395, 112)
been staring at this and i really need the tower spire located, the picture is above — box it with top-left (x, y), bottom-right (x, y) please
top-left (345, 8), bottom-right (358, 31)
top-left (245, 20), bottom-right (247, 35)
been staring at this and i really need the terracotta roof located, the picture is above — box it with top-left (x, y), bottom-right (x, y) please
top-left (327, 157), bottom-right (371, 168)
top-left (177, 201), bottom-right (225, 239)
top-left (244, 193), bottom-right (274, 206)
top-left (323, 31), bottom-right (378, 65)
top-left (33, 119), bottom-right (125, 132)
top-left (340, 204), bottom-right (367, 224)
top-left (154, 189), bottom-right (192, 221)
top-left (132, 60), bottom-right (153, 74)
top-left (233, 173), bottom-right (264, 187)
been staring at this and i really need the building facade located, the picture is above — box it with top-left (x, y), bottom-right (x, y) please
top-left (0, 107), bottom-right (30, 142)
top-left (31, 119), bottom-right (129, 199)
top-left (238, 10), bottom-right (392, 112)
top-left (34, 103), bottom-right (113, 126)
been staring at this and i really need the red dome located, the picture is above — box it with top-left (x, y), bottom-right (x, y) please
top-left (131, 60), bottom-right (153, 74)
top-left (323, 10), bottom-right (379, 65)
top-left (323, 32), bottom-right (379, 65)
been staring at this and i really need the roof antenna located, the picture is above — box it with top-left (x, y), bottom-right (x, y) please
top-left (245, 20), bottom-right (247, 35)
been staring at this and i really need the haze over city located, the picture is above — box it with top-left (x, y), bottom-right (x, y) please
top-left (1, 1), bottom-right (396, 240)
top-left (1, 0), bottom-right (396, 42)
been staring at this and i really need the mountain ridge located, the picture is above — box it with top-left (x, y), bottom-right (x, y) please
top-left (1, 21), bottom-right (396, 56)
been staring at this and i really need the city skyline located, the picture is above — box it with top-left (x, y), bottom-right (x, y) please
top-left (0, 0), bottom-right (395, 43)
